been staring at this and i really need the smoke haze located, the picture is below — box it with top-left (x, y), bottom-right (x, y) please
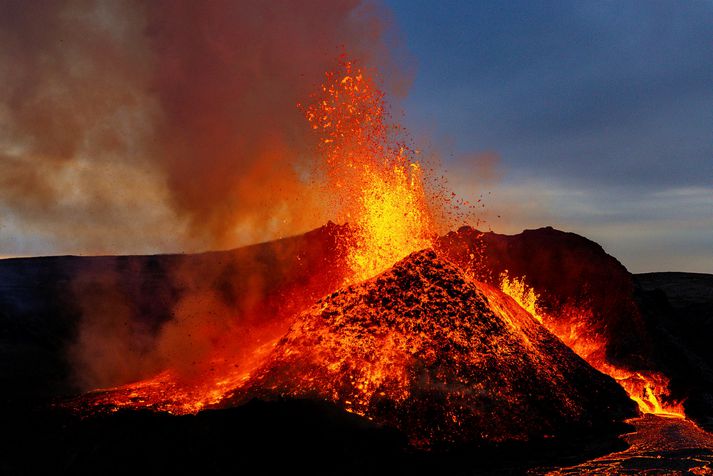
top-left (0, 0), bottom-right (411, 390)
top-left (0, 0), bottom-right (404, 256)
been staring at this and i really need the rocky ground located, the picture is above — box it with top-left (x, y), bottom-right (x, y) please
top-left (536, 415), bottom-right (713, 474)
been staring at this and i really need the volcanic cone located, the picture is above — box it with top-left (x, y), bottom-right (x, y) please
top-left (223, 249), bottom-right (637, 446)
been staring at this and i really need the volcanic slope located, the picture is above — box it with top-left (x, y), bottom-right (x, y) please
top-left (223, 249), bottom-right (636, 447)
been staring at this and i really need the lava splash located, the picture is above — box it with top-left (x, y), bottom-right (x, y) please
top-left (302, 58), bottom-right (436, 282)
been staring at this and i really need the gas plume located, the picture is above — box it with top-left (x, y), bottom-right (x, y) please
top-left (0, 0), bottom-right (405, 255)
top-left (0, 0), bottom-right (412, 391)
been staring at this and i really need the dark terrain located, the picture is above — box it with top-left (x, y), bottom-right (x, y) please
top-left (1, 225), bottom-right (711, 474)
top-left (634, 272), bottom-right (713, 431)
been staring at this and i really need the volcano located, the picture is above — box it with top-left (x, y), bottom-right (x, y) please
top-left (224, 249), bottom-right (636, 447)
top-left (2, 226), bottom-right (713, 473)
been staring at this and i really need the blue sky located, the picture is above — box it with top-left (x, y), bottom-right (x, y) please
top-left (384, 0), bottom-right (712, 272)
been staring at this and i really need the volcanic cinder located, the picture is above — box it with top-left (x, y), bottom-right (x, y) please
top-left (223, 249), bottom-right (637, 447)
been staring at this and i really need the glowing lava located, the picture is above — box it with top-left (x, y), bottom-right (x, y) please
top-left (225, 250), bottom-right (636, 447)
top-left (500, 271), bottom-right (542, 322)
top-left (499, 270), bottom-right (685, 419)
top-left (302, 58), bottom-right (434, 282)
top-left (73, 335), bottom-right (280, 414)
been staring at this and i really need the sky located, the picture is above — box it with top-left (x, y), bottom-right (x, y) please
top-left (0, 1), bottom-right (710, 273)
top-left (385, 0), bottom-right (712, 272)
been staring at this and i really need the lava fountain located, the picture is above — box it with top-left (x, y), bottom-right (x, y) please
top-left (75, 57), bottom-right (439, 413)
top-left (301, 57), bottom-right (435, 282)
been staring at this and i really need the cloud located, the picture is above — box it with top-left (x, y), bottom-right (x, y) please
top-left (451, 173), bottom-right (713, 272)
top-left (0, 0), bottom-right (405, 256)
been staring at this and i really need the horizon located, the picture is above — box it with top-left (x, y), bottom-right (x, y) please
top-left (0, 221), bottom-right (706, 276)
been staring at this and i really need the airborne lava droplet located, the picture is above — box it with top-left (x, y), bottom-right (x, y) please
top-left (301, 58), bottom-right (435, 282)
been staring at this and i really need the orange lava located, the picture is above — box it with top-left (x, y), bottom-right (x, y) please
top-left (74, 337), bottom-right (279, 414)
top-left (499, 271), bottom-right (542, 322)
top-left (499, 271), bottom-right (686, 419)
top-left (302, 57), bottom-right (435, 282)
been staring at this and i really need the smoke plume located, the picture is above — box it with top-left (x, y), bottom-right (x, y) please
top-left (0, 0), bottom-right (404, 255)
top-left (0, 0), bottom-right (410, 390)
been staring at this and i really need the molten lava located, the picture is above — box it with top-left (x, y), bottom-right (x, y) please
top-left (302, 58), bottom-right (434, 282)
top-left (499, 271), bottom-right (542, 322)
top-left (224, 250), bottom-right (635, 447)
top-left (74, 340), bottom-right (277, 414)
top-left (499, 270), bottom-right (685, 419)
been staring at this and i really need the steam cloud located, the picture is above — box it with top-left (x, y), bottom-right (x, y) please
top-left (0, 0), bottom-right (404, 255)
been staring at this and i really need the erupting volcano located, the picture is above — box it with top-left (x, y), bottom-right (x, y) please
top-left (2, 42), bottom-right (711, 475)
top-left (225, 249), bottom-right (636, 447)
top-left (73, 58), bottom-right (686, 430)
top-left (67, 57), bottom-right (692, 430)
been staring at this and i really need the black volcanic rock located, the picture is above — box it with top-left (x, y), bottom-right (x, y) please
top-left (223, 249), bottom-right (636, 447)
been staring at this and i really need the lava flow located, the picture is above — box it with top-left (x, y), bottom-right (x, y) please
top-left (74, 339), bottom-right (277, 414)
top-left (499, 271), bottom-right (686, 419)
